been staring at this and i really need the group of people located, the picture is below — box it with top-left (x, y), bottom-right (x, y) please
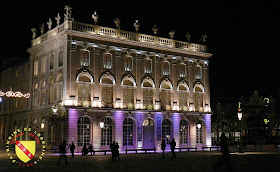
top-left (82, 143), bottom-right (94, 156)
top-left (110, 141), bottom-right (120, 161)
top-left (161, 138), bottom-right (177, 159)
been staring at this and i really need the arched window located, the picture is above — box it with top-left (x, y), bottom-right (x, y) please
top-left (180, 119), bottom-right (188, 144)
top-left (123, 118), bottom-right (134, 146)
top-left (177, 81), bottom-right (189, 111)
top-left (194, 62), bottom-right (202, 80)
top-left (179, 62), bottom-right (186, 78)
top-left (33, 83), bottom-right (38, 107)
top-left (58, 51), bottom-right (63, 67)
top-left (101, 117), bottom-right (113, 145)
top-left (34, 61), bottom-right (38, 76)
top-left (100, 73), bottom-right (114, 108)
top-left (162, 60), bottom-right (170, 76)
top-left (194, 83), bottom-right (204, 112)
top-left (143, 118), bottom-right (154, 126)
top-left (78, 116), bottom-right (90, 146)
top-left (77, 72), bottom-right (92, 107)
top-left (80, 49), bottom-right (90, 67)
top-left (124, 55), bottom-right (133, 72)
top-left (160, 80), bottom-right (172, 111)
top-left (122, 76), bottom-right (136, 109)
top-left (144, 58), bottom-right (152, 74)
top-left (103, 52), bottom-right (112, 69)
top-left (48, 77), bottom-right (55, 104)
top-left (142, 77), bottom-right (155, 110)
top-left (162, 119), bottom-right (172, 144)
top-left (196, 122), bottom-right (203, 144)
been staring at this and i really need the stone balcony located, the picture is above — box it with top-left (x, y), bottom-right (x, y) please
top-left (31, 20), bottom-right (208, 55)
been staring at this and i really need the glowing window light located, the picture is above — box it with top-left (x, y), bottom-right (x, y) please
top-left (0, 91), bottom-right (30, 98)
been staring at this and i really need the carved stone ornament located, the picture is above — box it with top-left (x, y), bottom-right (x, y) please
top-left (55, 13), bottom-right (61, 26)
top-left (152, 24), bottom-right (158, 35)
top-left (201, 34), bottom-right (207, 44)
top-left (114, 18), bottom-right (120, 29)
top-left (64, 5), bottom-right (72, 21)
top-left (186, 32), bottom-right (191, 42)
top-left (92, 11), bottom-right (98, 25)
top-left (31, 28), bottom-right (37, 39)
top-left (169, 30), bottom-right (175, 39)
top-left (39, 23), bottom-right (44, 34)
top-left (134, 20), bottom-right (140, 32)
top-left (47, 18), bottom-right (52, 30)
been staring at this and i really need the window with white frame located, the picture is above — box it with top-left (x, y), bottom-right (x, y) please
top-left (123, 118), bottom-right (134, 146)
top-left (101, 74), bottom-right (114, 108)
top-left (48, 77), bottom-right (55, 104)
top-left (142, 78), bottom-right (154, 110)
top-left (101, 117), bottom-right (113, 145)
top-left (180, 119), bottom-right (188, 144)
top-left (80, 49), bottom-right (90, 67)
top-left (77, 73), bottom-right (92, 107)
top-left (162, 119), bottom-right (172, 144)
top-left (196, 125), bottom-right (203, 144)
top-left (78, 116), bottom-right (90, 146)
top-left (122, 78), bottom-right (134, 109)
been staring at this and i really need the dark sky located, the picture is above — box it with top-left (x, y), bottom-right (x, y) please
top-left (2, 1), bottom-right (280, 104)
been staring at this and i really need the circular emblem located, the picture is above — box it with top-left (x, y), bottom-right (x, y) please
top-left (6, 127), bottom-right (46, 167)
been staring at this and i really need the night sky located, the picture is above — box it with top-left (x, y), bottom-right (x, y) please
top-left (2, 1), bottom-right (280, 104)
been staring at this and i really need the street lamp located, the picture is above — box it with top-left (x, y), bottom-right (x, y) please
top-left (237, 102), bottom-right (244, 153)
top-left (100, 122), bottom-right (105, 129)
top-left (51, 105), bottom-right (59, 115)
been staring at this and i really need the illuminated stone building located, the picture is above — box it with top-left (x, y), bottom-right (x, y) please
top-left (0, 6), bottom-right (212, 151)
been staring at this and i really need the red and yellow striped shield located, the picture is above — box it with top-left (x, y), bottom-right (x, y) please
top-left (15, 141), bottom-right (36, 163)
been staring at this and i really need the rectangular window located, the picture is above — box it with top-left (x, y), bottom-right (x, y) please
top-left (50, 54), bottom-right (54, 70)
top-left (80, 50), bottom-right (90, 67)
top-left (41, 58), bottom-right (46, 73)
top-left (58, 51), bottom-right (63, 67)
top-left (103, 53), bottom-right (112, 69)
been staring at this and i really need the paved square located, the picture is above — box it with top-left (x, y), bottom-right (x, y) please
top-left (1, 151), bottom-right (280, 172)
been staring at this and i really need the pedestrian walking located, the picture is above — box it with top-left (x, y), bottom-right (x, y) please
top-left (115, 142), bottom-right (120, 160)
top-left (110, 141), bottom-right (116, 161)
top-left (57, 140), bottom-right (69, 165)
top-left (88, 144), bottom-right (93, 155)
top-left (170, 138), bottom-right (176, 158)
top-left (82, 143), bottom-right (88, 156)
top-left (70, 142), bottom-right (75, 158)
top-left (161, 139), bottom-right (166, 158)
top-left (214, 132), bottom-right (232, 170)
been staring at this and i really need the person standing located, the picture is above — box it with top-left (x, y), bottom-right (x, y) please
top-left (57, 140), bottom-right (69, 165)
top-left (70, 142), bottom-right (75, 158)
top-left (214, 132), bottom-right (232, 170)
top-left (115, 142), bottom-right (120, 160)
top-left (170, 138), bottom-right (176, 158)
top-left (110, 141), bottom-right (116, 161)
top-left (82, 143), bottom-right (88, 156)
top-left (161, 139), bottom-right (166, 159)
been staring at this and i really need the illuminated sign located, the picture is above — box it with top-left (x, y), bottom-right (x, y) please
top-left (264, 119), bottom-right (269, 124)
top-left (0, 91), bottom-right (30, 98)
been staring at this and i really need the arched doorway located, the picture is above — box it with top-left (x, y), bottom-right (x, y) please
top-left (142, 118), bottom-right (154, 149)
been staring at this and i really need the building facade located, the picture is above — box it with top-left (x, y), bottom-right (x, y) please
top-left (0, 6), bottom-right (213, 151)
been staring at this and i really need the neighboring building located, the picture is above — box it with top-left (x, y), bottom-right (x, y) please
top-left (0, 6), bottom-right (212, 151)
